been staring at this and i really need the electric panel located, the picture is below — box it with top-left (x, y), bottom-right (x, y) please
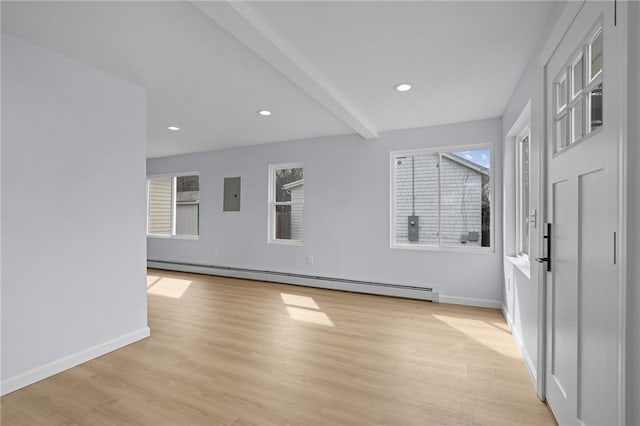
top-left (223, 177), bottom-right (241, 211)
top-left (408, 215), bottom-right (419, 242)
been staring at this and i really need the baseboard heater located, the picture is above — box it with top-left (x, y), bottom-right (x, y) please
top-left (147, 259), bottom-right (438, 302)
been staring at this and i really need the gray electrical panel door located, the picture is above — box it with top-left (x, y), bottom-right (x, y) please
top-left (223, 177), bottom-right (241, 211)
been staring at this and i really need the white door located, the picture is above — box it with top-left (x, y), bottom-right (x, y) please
top-left (542, 2), bottom-right (625, 425)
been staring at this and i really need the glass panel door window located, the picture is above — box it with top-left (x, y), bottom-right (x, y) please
top-left (554, 27), bottom-right (604, 154)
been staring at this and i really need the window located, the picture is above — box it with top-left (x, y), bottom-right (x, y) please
top-left (554, 27), bottom-right (603, 152)
top-left (147, 174), bottom-right (199, 238)
top-left (516, 129), bottom-right (530, 258)
top-left (268, 164), bottom-right (304, 244)
top-left (391, 147), bottom-right (492, 250)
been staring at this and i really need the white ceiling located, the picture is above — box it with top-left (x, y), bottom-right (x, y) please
top-left (2, 1), bottom-right (558, 158)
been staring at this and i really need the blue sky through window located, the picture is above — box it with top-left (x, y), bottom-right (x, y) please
top-left (452, 149), bottom-right (490, 168)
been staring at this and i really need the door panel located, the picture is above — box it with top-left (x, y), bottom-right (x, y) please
top-left (550, 178), bottom-right (577, 404)
top-left (544, 1), bottom-right (623, 425)
top-left (578, 168), bottom-right (618, 426)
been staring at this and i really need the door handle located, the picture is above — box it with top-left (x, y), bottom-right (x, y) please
top-left (537, 223), bottom-right (552, 272)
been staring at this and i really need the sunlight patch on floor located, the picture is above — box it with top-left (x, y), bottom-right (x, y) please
top-left (432, 314), bottom-right (518, 358)
top-left (280, 293), bottom-right (319, 309)
top-left (280, 292), bottom-right (334, 327)
top-left (286, 306), bottom-right (334, 327)
top-left (147, 277), bottom-right (193, 298)
top-left (147, 275), bottom-right (161, 288)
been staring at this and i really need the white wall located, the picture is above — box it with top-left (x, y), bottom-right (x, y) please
top-left (148, 118), bottom-right (503, 305)
top-left (627, 2), bottom-right (640, 423)
top-left (1, 35), bottom-right (149, 394)
top-left (500, 2), bottom-right (564, 386)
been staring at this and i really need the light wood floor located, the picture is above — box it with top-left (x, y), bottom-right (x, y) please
top-left (1, 269), bottom-right (554, 425)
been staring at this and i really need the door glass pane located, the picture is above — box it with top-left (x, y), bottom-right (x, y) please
top-left (588, 83), bottom-right (603, 132)
top-left (572, 56), bottom-right (583, 98)
top-left (556, 115), bottom-right (568, 151)
top-left (556, 74), bottom-right (567, 113)
top-left (393, 153), bottom-right (439, 246)
top-left (440, 150), bottom-right (491, 248)
top-left (571, 101), bottom-right (584, 143)
top-left (589, 31), bottom-right (603, 80)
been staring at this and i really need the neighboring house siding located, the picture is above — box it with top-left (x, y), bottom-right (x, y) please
top-left (394, 154), bottom-right (439, 244)
top-left (148, 177), bottom-right (172, 235)
top-left (290, 185), bottom-right (304, 240)
top-left (394, 154), bottom-right (482, 247)
top-left (176, 204), bottom-right (198, 236)
top-left (440, 156), bottom-right (482, 246)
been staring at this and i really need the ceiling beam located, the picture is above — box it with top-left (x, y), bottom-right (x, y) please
top-left (191, 1), bottom-right (378, 139)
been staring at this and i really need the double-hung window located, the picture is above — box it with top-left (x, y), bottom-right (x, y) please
top-left (516, 129), bottom-right (530, 258)
top-left (147, 174), bottom-right (199, 238)
top-left (391, 146), bottom-right (492, 250)
top-left (268, 163), bottom-right (304, 244)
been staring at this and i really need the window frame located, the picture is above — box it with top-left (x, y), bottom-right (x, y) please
top-left (516, 128), bottom-right (531, 260)
top-left (146, 171), bottom-right (200, 240)
top-left (268, 162), bottom-right (304, 246)
top-left (389, 144), bottom-right (494, 253)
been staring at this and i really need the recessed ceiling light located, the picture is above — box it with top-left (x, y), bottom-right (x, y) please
top-left (167, 126), bottom-right (180, 131)
top-left (394, 83), bottom-right (412, 92)
top-left (257, 109), bottom-right (272, 116)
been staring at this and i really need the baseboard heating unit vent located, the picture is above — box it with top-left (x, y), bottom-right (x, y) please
top-left (147, 260), bottom-right (438, 302)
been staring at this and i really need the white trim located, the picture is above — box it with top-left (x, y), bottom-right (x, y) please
top-left (501, 305), bottom-right (538, 388)
top-left (505, 255), bottom-right (531, 280)
top-left (0, 327), bottom-right (150, 396)
top-left (148, 261), bottom-right (441, 303)
top-left (171, 176), bottom-right (177, 236)
top-left (148, 262), bottom-right (502, 310)
top-left (392, 244), bottom-right (494, 254)
top-left (437, 295), bottom-right (501, 309)
top-left (389, 143), bottom-right (494, 251)
top-left (268, 239), bottom-right (303, 247)
top-left (146, 171), bottom-right (200, 179)
top-left (147, 234), bottom-right (200, 241)
top-left (616, 2), bottom-right (630, 422)
top-left (535, 1), bottom-right (586, 401)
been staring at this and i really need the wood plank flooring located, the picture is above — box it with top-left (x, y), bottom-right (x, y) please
top-left (1, 269), bottom-right (554, 425)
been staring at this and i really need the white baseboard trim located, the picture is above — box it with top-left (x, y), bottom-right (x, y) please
top-left (501, 305), bottom-right (538, 389)
top-left (438, 295), bottom-right (502, 309)
top-left (148, 261), bottom-right (438, 302)
top-left (501, 304), bottom-right (514, 329)
top-left (148, 260), bottom-right (501, 309)
top-left (1, 327), bottom-right (150, 396)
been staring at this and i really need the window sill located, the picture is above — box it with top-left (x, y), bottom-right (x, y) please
top-left (505, 256), bottom-right (531, 279)
top-left (269, 239), bottom-right (303, 246)
top-left (391, 244), bottom-right (494, 254)
top-left (147, 234), bottom-right (199, 241)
